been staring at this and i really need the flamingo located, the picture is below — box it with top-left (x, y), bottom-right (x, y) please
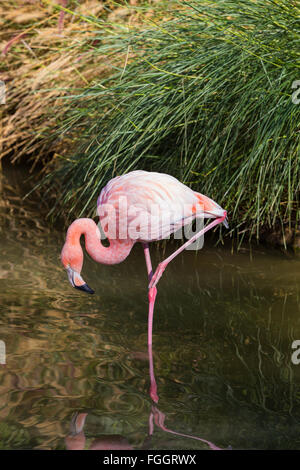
top-left (61, 170), bottom-right (228, 346)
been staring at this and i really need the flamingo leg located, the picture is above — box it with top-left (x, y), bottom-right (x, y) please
top-left (143, 242), bottom-right (157, 346)
top-left (149, 216), bottom-right (225, 289)
top-left (148, 341), bottom-right (158, 403)
top-left (143, 243), bottom-right (159, 401)
top-left (143, 242), bottom-right (153, 282)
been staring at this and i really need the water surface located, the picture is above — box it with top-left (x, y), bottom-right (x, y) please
top-left (1, 166), bottom-right (300, 450)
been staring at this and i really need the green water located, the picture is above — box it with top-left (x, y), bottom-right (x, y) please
top-left (1, 166), bottom-right (300, 450)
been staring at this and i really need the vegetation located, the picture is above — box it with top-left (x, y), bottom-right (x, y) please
top-left (2, 1), bottom-right (300, 242)
top-left (0, 0), bottom-right (155, 165)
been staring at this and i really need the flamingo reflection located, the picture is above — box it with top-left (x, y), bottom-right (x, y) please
top-left (65, 412), bottom-right (133, 450)
top-left (65, 341), bottom-right (225, 450)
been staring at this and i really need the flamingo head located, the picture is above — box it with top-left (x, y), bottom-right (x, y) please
top-left (61, 226), bottom-right (95, 294)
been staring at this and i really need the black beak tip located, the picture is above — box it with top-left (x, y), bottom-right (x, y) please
top-left (74, 283), bottom-right (95, 294)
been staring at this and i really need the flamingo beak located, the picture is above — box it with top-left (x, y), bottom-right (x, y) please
top-left (66, 267), bottom-right (95, 294)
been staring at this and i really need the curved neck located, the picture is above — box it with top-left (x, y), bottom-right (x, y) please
top-left (66, 218), bottom-right (134, 265)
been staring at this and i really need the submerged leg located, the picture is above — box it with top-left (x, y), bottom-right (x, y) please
top-left (149, 217), bottom-right (225, 289)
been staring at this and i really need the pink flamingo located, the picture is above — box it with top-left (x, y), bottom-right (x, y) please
top-left (61, 170), bottom-right (228, 346)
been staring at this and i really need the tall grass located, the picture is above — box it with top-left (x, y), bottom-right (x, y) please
top-left (0, 0), bottom-right (154, 165)
top-left (40, 0), bottom-right (299, 240)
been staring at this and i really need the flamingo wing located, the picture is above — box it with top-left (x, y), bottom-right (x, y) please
top-left (97, 171), bottom-right (225, 242)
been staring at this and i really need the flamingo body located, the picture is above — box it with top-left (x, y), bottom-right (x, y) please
top-left (61, 170), bottom-right (228, 342)
top-left (97, 170), bottom-right (225, 242)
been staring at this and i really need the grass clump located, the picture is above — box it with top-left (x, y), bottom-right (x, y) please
top-left (30, 1), bottom-right (300, 240)
top-left (0, 0), bottom-right (156, 166)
